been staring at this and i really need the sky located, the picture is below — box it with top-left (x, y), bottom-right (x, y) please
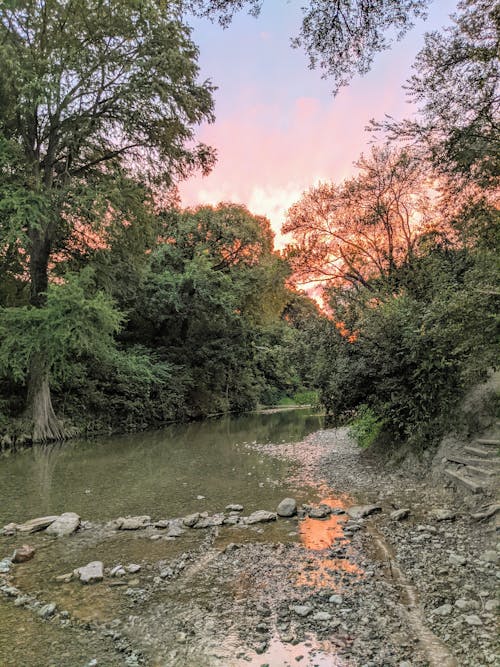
top-left (179, 0), bottom-right (458, 248)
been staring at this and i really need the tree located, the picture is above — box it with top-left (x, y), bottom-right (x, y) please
top-left (189, 0), bottom-right (430, 93)
top-left (374, 0), bottom-right (499, 188)
top-left (0, 0), bottom-right (215, 440)
top-left (283, 146), bottom-right (435, 290)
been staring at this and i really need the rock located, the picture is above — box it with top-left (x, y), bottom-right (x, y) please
top-left (313, 611), bottom-right (332, 622)
top-left (225, 504), bottom-right (243, 512)
top-left (277, 498), bottom-right (297, 517)
top-left (116, 516), bottom-right (150, 530)
top-left (480, 550), bottom-right (498, 563)
top-left (390, 509), bottom-right (410, 521)
top-left (307, 506), bottom-right (331, 519)
top-left (2, 523), bottom-right (17, 536)
top-left (15, 516), bottom-right (59, 534)
top-left (291, 605), bottom-right (313, 617)
top-left (0, 559), bottom-right (12, 574)
top-left (167, 523), bottom-right (185, 537)
top-left (328, 595), bottom-right (343, 605)
top-left (448, 553), bottom-right (467, 566)
top-left (464, 614), bottom-right (482, 626)
top-left (55, 573), bottom-right (73, 583)
top-left (245, 511), bottom-right (277, 525)
top-left (154, 520), bottom-right (170, 529)
top-left (434, 604), bottom-right (453, 616)
top-left (182, 513), bottom-right (200, 527)
top-left (45, 512), bottom-right (80, 537)
top-left (223, 516), bottom-right (239, 525)
top-left (430, 509), bottom-right (456, 521)
top-left (126, 564), bottom-right (141, 574)
top-left (12, 544), bottom-right (35, 563)
top-left (76, 561), bottom-right (104, 584)
top-left (1, 434), bottom-right (12, 447)
top-left (484, 600), bottom-right (497, 612)
top-left (38, 603), bottom-right (56, 619)
top-left (346, 505), bottom-right (382, 520)
top-left (110, 565), bottom-right (126, 577)
top-left (159, 568), bottom-right (173, 579)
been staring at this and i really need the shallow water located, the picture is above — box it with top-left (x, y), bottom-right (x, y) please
top-left (0, 409), bottom-right (323, 525)
top-left (0, 409), bottom-right (340, 666)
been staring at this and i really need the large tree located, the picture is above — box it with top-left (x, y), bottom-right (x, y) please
top-left (283, 146), bottom-right (435, 290)
top-left (0, 0), bottom-right (215, 440)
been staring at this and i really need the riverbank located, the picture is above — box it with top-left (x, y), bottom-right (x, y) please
top-left (0, 417), bottom-right (497, 666)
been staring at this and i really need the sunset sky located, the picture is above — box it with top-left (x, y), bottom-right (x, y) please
top-left (180, 0), bottom-right (458, 247)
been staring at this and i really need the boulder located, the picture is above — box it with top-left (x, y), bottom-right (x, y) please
top-left (277, 498), bottom-right (297, 517)
top-left (166, 523), bottom-right (185, 537)
top-left (16, 516), bottom-right (59, 534)
top-left (45, 512), bottom-right (80, 537)
top-left (0, 558), bottom-right (12, 574)
top-left (12, 545), bottom-right (35, 563)
top-left (313, 611), bottom-right (332, 622)
top-left (126, 564), bottom-right (141, 574)
top-left (154, 520), bottom-right (170, 529)
top-left (116, 515), bottom-right (151, 530)
top-left (245, 511), bottom-right (277, 525)
top-left (346, 505), bottom-right (382, 520)
top-left (76, 561), bottom-right (104, 584)
top-left (2, 523), bottom-right (18, 536)
top-left (225, 504), bottom-right (243, 512)
top-left (390, 508), bottom-right (410, 521)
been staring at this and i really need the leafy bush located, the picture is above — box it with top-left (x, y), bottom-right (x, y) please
top-left (348, 405), bottom-right (385, 449)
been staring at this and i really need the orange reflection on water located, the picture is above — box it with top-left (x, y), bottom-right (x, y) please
top-left (297, 496), bottom-right (363, 588)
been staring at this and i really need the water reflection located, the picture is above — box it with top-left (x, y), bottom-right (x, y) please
top-left (297, 496), bottom-right (363, 589)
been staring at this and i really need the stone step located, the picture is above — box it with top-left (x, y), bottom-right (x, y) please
top-left (446, 454), bottom-right (500, 467)
top-left (464, 445), bottom-right (498, 459)
top-left (466, 465), bottom-right (499, 480)
top-left (475, 438), bottom-right (500, 448)
top-left (444, 468), bottom-right (486, 494)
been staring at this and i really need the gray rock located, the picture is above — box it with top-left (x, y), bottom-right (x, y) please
top-left (154, 519), bottom-right (170, 529)
top-left (430, 509), bottom-right (456, 521)
top-left (193, 514), bottom-right (224, 529)
top-left (277, 498), bottom-right (297, 517)
top-left (45, 512), bottom-right (80, 537)
top-left (76, 561), bottom-right (104, 584)
top-left (15, 516), bottom-right (59, 534)
top-left (116, 515), bottom-right (150, 530)
top-left (159, 568), bottom-right (173, 579)
top-left (308, 506), bottom-right (331, 519)
top-left (182, 513), bottom-right (200, 527)
top-left (291, 604), bottom-right (313, 617)
top-left (328, 595), bottom-right (343, 605)
top-left (346, 504), bottom-right (382, 519)
top-left (464, 614), bottom-right (482, 626)
top-left (434, 604), bottom-right (453, 616)
top-left (455, 598), bottom-right (477, 611)
top-left (55, 572), bottom-right (73, 583)
top-left (225, 504), bottom-right (243, 512)
top-left (484, 600), bottom-right (497, 612)
top-left (223, 516), bottom-right (240, 525)
top-left (313, 611), bottom-right (332, 622)
top-left (390, 508), bottom-right (410, 521)
top-left (166, 523), bottom-right (185, 537)
top-left (0, 558), bottom-right (12, 574)
top-left (38, 603), bottom-right (56, 619)
top-left (126, 564), bottom-right (141, 574)
top-left (245, 511), bottom-right (277, 525)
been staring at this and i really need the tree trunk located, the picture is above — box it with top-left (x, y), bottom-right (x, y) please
top-left (27, 353), bottom-right (66, 443)
top-left (26, 228), bottom-right (66, 442)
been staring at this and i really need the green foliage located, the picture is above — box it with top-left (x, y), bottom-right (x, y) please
top-left (348, 405), bottom-right (385, 449)
top-left (0, 270), bottom-right (123, 384)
